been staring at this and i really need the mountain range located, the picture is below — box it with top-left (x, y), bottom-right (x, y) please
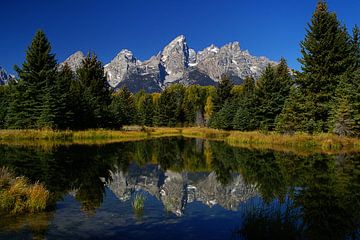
top-left (62, 35), bottom-right (276, 92)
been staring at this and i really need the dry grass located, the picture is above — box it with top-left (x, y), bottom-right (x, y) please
top-left (0, 167), bottom-right (50, 215)
top-left (225, 131), bottom-right (360, 155)
top-left (0, 129), bottom-right (73, 140)
top-left (27, 182), bottom-right (50, 213)
top-left (181, 127), bottom-right (230, 140)
top-left (0, 128), bottom-right (360, 154)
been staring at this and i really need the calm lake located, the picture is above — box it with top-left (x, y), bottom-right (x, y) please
top-left (0, 137), bottom-right (359, 240)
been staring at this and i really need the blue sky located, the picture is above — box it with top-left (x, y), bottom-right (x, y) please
top-left (1, 0), bottom-right (359, 74)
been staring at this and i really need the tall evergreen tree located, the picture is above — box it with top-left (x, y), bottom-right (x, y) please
top-left (110, 86), bottom-right (137, 128)
top-left (232, 76), bottom-right (257, 131)
top-left (155, 84), bottom-right (185, 127)
top-left (328, 25), bottom-right (360, 136)
top-left (330, 97), bottom-right (355, 136)
top-left (276, 87), bottom-right (321, 134)
top-left (0, 85), bottom-right (10, 128)
top-left (210, 98), bottom-right (238, 130)
top-left (255, 60), bottom-right (292, 130)
top-left (77, 53), bottom-right (112, 128)
top-left (278, 1), bottom-right (354, 133)
top-left (139, 94), bottom-right (154, 126)
top-left (350, 25), bottom-right (360, 69)
top-left (55, 64), bottom-right (76, 129)
top-left (7, 30), bottom-right (57, 128)
top-left (296, 1), bottom-right (353, 131)
top-left (212, 75), bottom-right (233, 112)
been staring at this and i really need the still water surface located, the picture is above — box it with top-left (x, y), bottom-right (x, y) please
top-left (0, 137), bottom-right (359, 239)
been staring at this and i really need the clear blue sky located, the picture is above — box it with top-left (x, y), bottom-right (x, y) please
top-left (1, 0), bottom-right (359, 74)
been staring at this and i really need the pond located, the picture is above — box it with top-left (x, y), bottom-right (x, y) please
top-left (0, 137), bottom-right (359, 239)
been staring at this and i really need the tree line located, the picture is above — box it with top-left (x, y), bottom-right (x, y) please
top-left (0, 1), bottom-right (359, 136)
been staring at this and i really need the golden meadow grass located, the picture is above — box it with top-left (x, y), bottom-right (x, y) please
top-left (0, 128), bottom-right (360, 154)
top-left (0, 167), bottom-right (50, 215)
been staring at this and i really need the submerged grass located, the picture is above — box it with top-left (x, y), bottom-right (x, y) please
top-left (0, 127), bottom-right (360, 154)
top-left (0, 167), bottom-right (50, 215)
top-left (132, 193), bottom-right (145, 213)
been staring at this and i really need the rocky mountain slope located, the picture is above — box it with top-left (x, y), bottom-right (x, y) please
top-left (62, 35), bottom-right (276, 92)
top-left (0, 67), bottom-right (13, 85)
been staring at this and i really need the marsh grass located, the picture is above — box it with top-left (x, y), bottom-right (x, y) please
top-left (0, 128), bottom-right (360, 154)
top-left (132, 193), bottom-right (145, 213)
top-left (225, 131), bottom-right (360, 154)
top-left (0, 167), bottom-right (50, 215)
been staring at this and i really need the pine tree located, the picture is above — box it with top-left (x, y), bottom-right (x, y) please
top-left (0, 85), bottom-right (10, 128)
top-left (209, 99), bottom-right (237, 130)
top-left (141, 94), bottom-right (154, 126)
top-left (37, 83), bottom-right (57, 128)
top-left (232, 76), bottom-right (257, 131)
top-left (213, 75), bottom-right (233, 112)
top-left (295, 1), bottom-right (353, 132)
top-left (55, 64), bottom-right (75, 129)
top-left (350, 25), bottom-right (360, 69)
top-left (276, 87), bottom-right (322, 134)
top-left (255, 60), bottom-right (292, 130)
top-left (329, 25), bottom-right (360, 136)
top-left (155, 84), bottom-right (185, 127)
top-left (330, 97), bottom-right (355, 136)
top-left (7, 30), bottom-right (57, 128)
top-left (77, 53), bottom-right (112, 128)
top-left (110, 86), bottom-right (137, 128)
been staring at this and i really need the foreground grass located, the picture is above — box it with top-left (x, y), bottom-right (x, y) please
top-left (0, 167), bottom-right (50, 215)
top-left (0, 127), bottom-right (360, 154)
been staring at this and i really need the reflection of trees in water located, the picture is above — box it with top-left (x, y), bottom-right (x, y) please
top-left (234, 149), bottom-right (360, 240)
top-left (0, 144), bottom-right (122, 213)
top-left (0, 212), bottom-right (54, 240)
top-left (0, 139), bottom-right (359, 239)
top-left (206, 141), bottom-right (360, 239)
top-left (235, 199), bottom-right (304, 240)
top-left (292, 154), bottom-right (360, 239)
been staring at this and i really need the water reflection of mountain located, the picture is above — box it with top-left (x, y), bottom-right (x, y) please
top-left (0, 138), bottom-right (359, 239)
top-left (108, 164), bottom-right (258, 216)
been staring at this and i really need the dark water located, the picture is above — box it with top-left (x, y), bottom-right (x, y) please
top-left (0, 137), bottom-right (359, 240)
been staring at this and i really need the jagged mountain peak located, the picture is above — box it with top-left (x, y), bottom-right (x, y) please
top-left (60, 51), bottom-right (85, 71)
top-left (201, 44), bottom-right (220, 54)
top-left (169, 34), bottom-right (187, 45)
top-left (71, 51), bottom-right (85, 58)
top-left (222, 41), bottom-right (241, 50)
top-left (160, 35), bottom-right (190, 83)
top-left (62, 35), bottom-right (277, 92)
top-left (105, 49), bottom-right (141, 88)
top-left (117, 49), bottom-right (135, 58)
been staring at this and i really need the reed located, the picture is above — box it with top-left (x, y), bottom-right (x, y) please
top-left (132, 193), bottom-right (145, 212)
top-left (0, 167), bottom-right (50, 215)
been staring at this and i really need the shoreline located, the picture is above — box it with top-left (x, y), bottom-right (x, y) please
top-left (0, 127), bottom-right (359, 155)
